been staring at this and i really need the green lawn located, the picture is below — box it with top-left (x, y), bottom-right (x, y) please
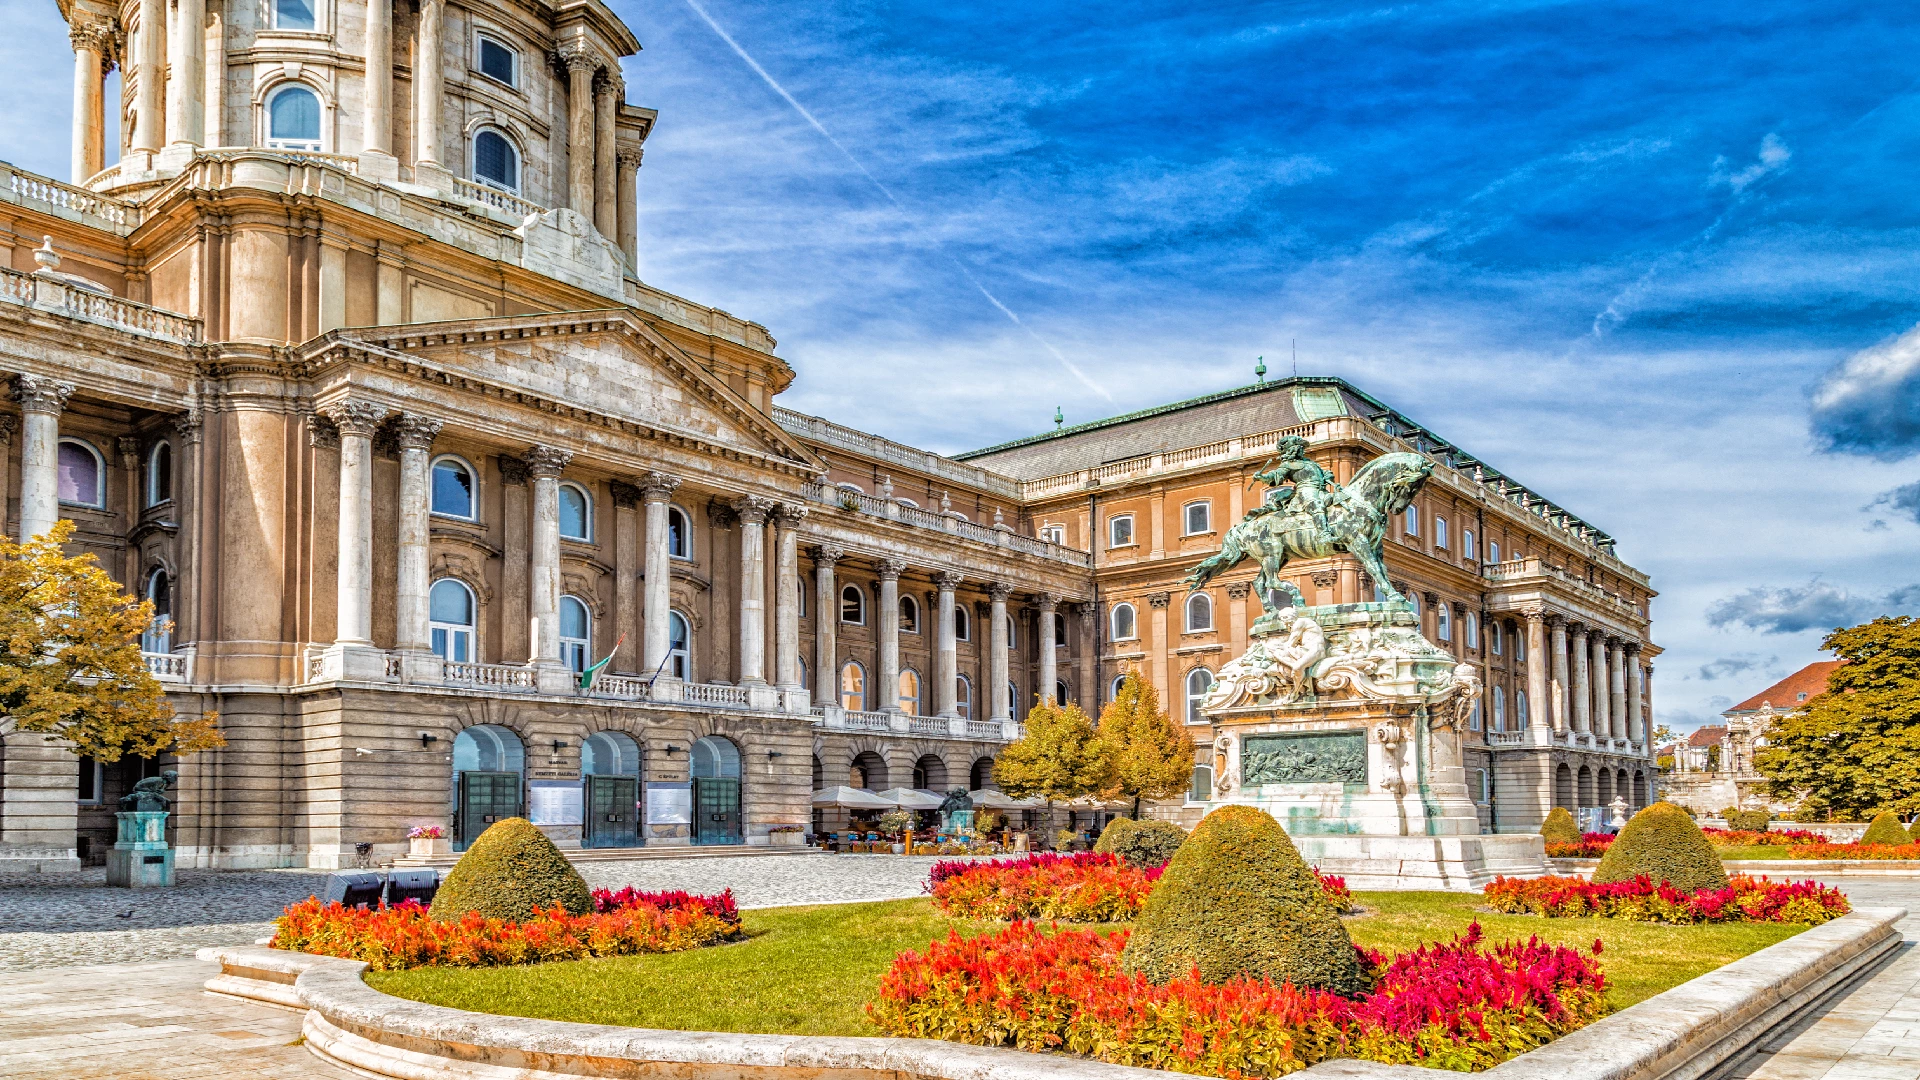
top-left (364, 894), bottom-right (1804, 1036)
top-left (1718, 845), bottom-right (1797, 860)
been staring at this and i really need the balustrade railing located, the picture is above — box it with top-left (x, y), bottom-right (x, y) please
top-left (3, 165), bottom-right (138, 230)
top-left (1486, 730), bottom-right (1526, 746)
top-left (452, 177), bottom-right (545, 219)
top-left (801, 480), bottom-right (1090, 567)
top-left (965, 720), bottom-right (1006, 740)
top-left (907, 715), bottom-right (947, 735)
top-left (142, 651), bottom-right (189, 682)
top-left (846, 710), bottom-right (894, 731)
top-left (443, 660), bottom-right (537, 689)
top-left (0, 266), bottom-right (201, 343)
top-left (680, 682), bottom-right (751, 708)
top-left (589, 674), bottom-right (653, 699)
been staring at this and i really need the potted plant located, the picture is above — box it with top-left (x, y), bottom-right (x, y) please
top-left (768, 823), bottom-right (805, 848)
top-left (407, 825), bottom-right (448, 857)
top-left (879, 809), bottom-right (914, 854)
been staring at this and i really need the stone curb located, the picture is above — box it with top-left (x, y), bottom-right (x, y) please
top-left (195, 906), bottom-right (1905, 1080)
top-left (1547, 858), bottom-right (1920, 876)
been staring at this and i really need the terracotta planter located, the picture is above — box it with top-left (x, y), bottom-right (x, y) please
top-left (409, 837), bottom-right (450, 857)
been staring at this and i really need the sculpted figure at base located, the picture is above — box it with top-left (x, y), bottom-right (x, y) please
top-left (1271, 606), bottom-right (1327, 698)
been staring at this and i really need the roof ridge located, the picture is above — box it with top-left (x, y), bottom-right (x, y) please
top-left (953, 376), bottom-right (1346, 459)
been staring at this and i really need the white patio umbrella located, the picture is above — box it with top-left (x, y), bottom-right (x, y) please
top-left (966, 788), bottom-right (1043, 810)
top-left (810, 786), bottom-right (897, 810)
top-left (875, 787), bottom-right (945, 810)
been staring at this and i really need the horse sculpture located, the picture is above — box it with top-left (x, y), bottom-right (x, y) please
top-left (1188, 451), bottom-right (1433, 611)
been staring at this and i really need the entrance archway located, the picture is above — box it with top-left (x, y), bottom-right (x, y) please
top-left (912, 754), bottom-right (947, 791)
top-left (1554, 763), bottom-right (1574, 809)
top-left (850, 751), bottom-right (887, 790)
top-left (1577, 765), bottom-right (1595, 807)
top-left (453, 725), bottom-right (524, 850)
top-left (582, 731), bottom-right (641, 848)
top-left (970, 756), bottom-right (995, 790)
top-left (691, 736), bottom-right (743, 845)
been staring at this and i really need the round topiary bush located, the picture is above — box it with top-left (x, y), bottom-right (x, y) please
top-left (1120, 804), bottom-right (1370, 994)
top-left (429, 817), bottom-right (592, 922)
top-left (1094, 817), bottom-right (1187, 868)
top-left (1539, 806), bottom-right (1580, 845)
top-left (1723, 808), bottom-right (1771, 832)
top-left (1592, 801), bottom-right (1728, 894)
top-left (1860, 811), bottom-right (1910, 846)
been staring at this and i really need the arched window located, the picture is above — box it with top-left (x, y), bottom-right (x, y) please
top-left (667, 506), bottom-right (691, 559)
top-left (1516, 689), bottom-right (1530, 729)
top-left (691, 736), bottom-right (741, 780)
top-left (1489, 622), bottom-right (1502, 656)
top-left (273, 0), bottom-right (316, 31)
top-left (840, 584), bottom-right (865, 624)
top-left (1110, 602), bottom-right (1137, 641)
top-left (1515, 625), bottom-right (1527, 661)
top-left (1185, 668), bottom-right (1214, 724)
top-left (582, 730), bottom-right (640, 775)
top-left (666, 611), bottom-right (690, 679)
top-left (1407, 591), bottom-right (1421, 618)
top-left (558, 483), bottom-right (591, 541)
top-left (798, 656), bottom-right (808, 689)
top-left (1488, 540), bottom-right (1501, 564)
top-left (559, 595), bottom-right (590, 673)
top-left (473, 129), bottom-right (520, 192)
top-left (955, 674), bottom-right (972, 719)
top-left (429, 579), bottom-right (476, 662)
top-left (1008, 681), bottom-right (1022, 721)
top-left (1465, 611), bottom-right (1479, 650)
top-left (266, 85), bottom-right (322, 150)
top-left (1436, 604), bottom-right (1452, 642)
top-left (1108, 514), bottom-right (1135, 548)
top-left (898, 668), bottom-right (921, 715)
top-left (1110, 674), bottom-right (1128, 701)
top-left (57, 439), bottom-right (104, 507)
top-left (1053, 612), bottom-right (1067, 645)
top-left (954, 605), bottom-right (971, 641)
top-left (141, 569), bottom-right (172, 652)
top-left (1492, 686), bottom-right (1506, 731)
top-left (899, 594), bottom-right (919, 633)
top-left (431, 456), bottom-right (476, 519)
top-left (144, 442), bottom-right (172, 507)
top-left (1055, 680), bottom-right (1071, 704)
top-left (1185, 592), bottom-right (1213, 633)
top-left (840, 660), bottom-right (866, 711)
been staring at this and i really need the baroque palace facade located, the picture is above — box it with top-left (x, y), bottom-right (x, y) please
top-left (0, 0), bottom-right (1655, 871)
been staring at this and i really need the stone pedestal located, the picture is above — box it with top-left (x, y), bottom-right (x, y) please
top-left (106, 811), bottom-right (175, 887)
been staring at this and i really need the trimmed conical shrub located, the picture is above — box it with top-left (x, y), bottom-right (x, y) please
top-left (1861, 811), bottom-right (1910, 846)
top-left (1909, 819), bottom-right (1920, 845)
top-left (1593, 801), bottom-right (1728, 894)
top-left (429, 817), bottom-right (591, 922)
top-left (1121, 805), bottom-right (1370, 994)
top-left (1094, 817), bottom-right (1187, 869)
top-left (1540, 806), bottom-right (1580, 844)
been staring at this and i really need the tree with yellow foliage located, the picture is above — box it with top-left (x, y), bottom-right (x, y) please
top-left (1097, 671), bottom-right (1196, 818)
top-left (995, 696), bottom-right (1111, 847)
top-left (0, 522), bottom-right (221, 760)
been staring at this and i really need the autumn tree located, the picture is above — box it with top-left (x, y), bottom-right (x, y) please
top-left (0, 522), bottom-right (221, 761)
top-left (995, 696), bottom-right (1112, 840)
top-left (1097, 672), bottom-right (1196, 817)
top-left (1756, 616), bottom-right (1920, 818)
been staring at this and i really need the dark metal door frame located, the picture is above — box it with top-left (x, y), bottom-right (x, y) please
top-left (584, 775), bottom-right (640, 848)
top-left (456, 771), bottom-right (522, 850)
top-left (692, 777), bottom-right (741, 845)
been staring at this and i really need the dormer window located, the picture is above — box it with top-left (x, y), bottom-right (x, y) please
top-left (477, 36), bottom-right (518, 87)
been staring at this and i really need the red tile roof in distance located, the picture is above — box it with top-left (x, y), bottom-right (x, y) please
top-left (1687, 726), bottom-right (1728, 747)
top-left (1725, 661), bottom-right (1845, 715)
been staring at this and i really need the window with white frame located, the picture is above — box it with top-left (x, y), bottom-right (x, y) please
top-left (898, 668), bottom-right (921, 715)
top-left (429, 579), bottom-right (476, 662)
top-left (1464, 528), bottom-right (1477, 561)
top-left (1489, 622), bottom-right (1502, 655)
top-left (273, 0), bottom-right (315, 31)
top-left (1108, 514), bottom-right (1135, 548)
top-left (1183, 501), bottom-right (1211, 535)
top-left (1465, 611), bottom-right (1480, 649)
top-left (142, 568), bottom-right (172, 652)
top-left (266, 85), bottom-right (322, 150)
top-left (1110, 602), bottom-right (1137, 641)
top-left (1404, 505), bottom-right (1419, 535)
top-left (1436, 604), bottom-right (1452, 642)
top-left (1054, 679), bottom-right (1071, 704)
top-left (1476, 768), bottom-right (1491, 803)
top-left (1470, 697), bottom-right (1483, 730)
top-left (1488, 540), bottom-right (1501, 564)
top-left (476, 34), bottom-right (517, 87)
top-left (955, 674), bottom-right (972, 719)
top-left (1009, 681), bottom-right (1022, 720)
top-left (558, 482), bottom-right (591, 541)
top-left (1040, 524), bottom-right (1065, 545)
top-left (840, 584), bottom-right (865, 624)
top-left (57, 439), bottom-right (104, 507)
top-left (1515, 626), bottom-right (1527, 661)
top-left (1005, 612), bottom-right (1016, 650)
top-left (145, 442), bottom-right (172, 508)
top-left (1185, 591), bottom-right (1213, 633)
top-left (1185, 667), bottom-right (1214, 724)
top-left (667, 506), bottom-right (691, 558)
top-left (899, 594), bottom-right (919, 633)
top-left (559, 595), bottom-right (591, 674)
top-left (473, 129), bottom-right (520, 192)
top-left (840, 660), bottom-right (866, 711)
top-left (431, 456), bottom-right (476, 519)
top-left (1109, 674), bottom-right (1128, 702)
top-left (77, 755), bottom-right (105, 803)
top-left (1516, 689), bottom-right (1529, 729)
top-left (1434, 516), bottom-right (1449, 549)
top-left (1492, 686), bottom-right (1506, 731)
top-left (666, 611), bottom-right (690, 678)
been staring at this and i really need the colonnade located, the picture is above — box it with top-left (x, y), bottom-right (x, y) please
top-left (10, 375), bottom-right (76, 544)
top-left (1522, 609), bottom-right (1648, 744)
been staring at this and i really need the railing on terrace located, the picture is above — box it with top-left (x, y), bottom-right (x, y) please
top-left (802, 480), bottom-right (1091, 567)
top-left (142, 651), bottom-right (189, 682)
top-left (846, 710), bottom-right (894, 731)
top-left (0, 266), bottom-right (201, 344)
top-left (1483, 557), bottom-right (1644, 621)
top-left (589, 674), bottom-right (653, 698)
top-left (1486, 730), bottom-right (1527, 746)
top-left (2, 164), bottom-right (139, 231)
top-left (453, 176), bottom-right (545, 219)
top-left (907, 715), bottom-right (947, 735)
top-left (443, 660), bottom-right (537, 689)
top-left (680, 682), bottom-right (751, 708)
top-left (966, 720), bottom-right (1007, 740)
top-left (773, 407), bottom-right (1021, 500)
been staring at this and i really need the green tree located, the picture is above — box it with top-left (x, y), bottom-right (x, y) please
top-left (995, 697), bottom-right (1112, 845)
top-left (1096, 672), bottom-right (1195, 817)
top-left (0, 522), bottom-right (220, 761)
top-left (1756, 617), bottom-right (1920, 818)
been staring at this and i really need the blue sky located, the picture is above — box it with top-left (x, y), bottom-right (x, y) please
top-left (5, 0), bottom-right (1919, 733)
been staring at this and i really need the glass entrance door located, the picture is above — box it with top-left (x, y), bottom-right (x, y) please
top-left (584, 775), bottom-right (640, 848)
top-left (456, 771), bottom-right (522, 849)
top-left (692, 777), bottom-right (741, 845)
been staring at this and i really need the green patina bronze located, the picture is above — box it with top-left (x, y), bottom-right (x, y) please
top-left (1242, 732), bottom-right (1368, 786)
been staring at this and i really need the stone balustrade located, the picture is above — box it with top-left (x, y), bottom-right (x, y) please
top-left (452, 176), bottom-right (546, 220)
top-left (1, 161), bottom-right (139, 232)
top-left (0, 266), bottom-right (201, 343)
top-left (142, 650), bottom-right (191, 682)
top-left (801, 480), bottom-right (1090, 568)
top-left (810, 704), bottom-right (1020, 743)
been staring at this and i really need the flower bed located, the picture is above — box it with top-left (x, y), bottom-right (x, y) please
top-left (1544, 832), bottom-right (1616, 858)
top-left (928, 852), bottom-right (1353, 921)
top-left (1484, 874), bottom-right (1849, 925)
top-left (1548, 828), bottom-right (1831, 858)
top-left (1701, 827), bottom-right (1825, 847)
top-left (592, 886), bottom-right (741, 927)
top-left (869, 921), bottom-right (1609, 1075)
top-left (272, 895), bottom-right (741, 971)
top-left (1784, 841), bottom-right (1920, 860)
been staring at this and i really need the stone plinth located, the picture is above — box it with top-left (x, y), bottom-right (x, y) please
top-left (106, 810), bottom-right (175, 887)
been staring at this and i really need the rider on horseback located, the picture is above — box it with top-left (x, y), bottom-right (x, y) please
top-left (1248, 435), bottom-right (1333, 534)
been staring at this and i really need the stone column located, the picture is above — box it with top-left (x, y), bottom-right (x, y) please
top-left (593, 69), bottom-right (621, 238)
top-left (1037, 593), bottom-right (1059, 703)
top-left (413, 0), bottom-right (445, 168)
top-left (1525, 608), bottom-right (1550, 745)
top-left (166, 0), bottom-right (205, 147)
top-left (773, 506), bottom-right (806, 690)
top-left (1609, 639), bottom-right (1629, 741)
top-left (70, 22), bottom-right (111, 181)
top-left (363, 0), bottom-right (393, 154)
top-left (1569, 622), bottom-right (1591, 734)
top-left (989, 583), bottom-right (1012, 721)
top-left (525, 444), bottom-right (573, 666)
top-left (616, 147), bottom-right (642, 267)
top-left (204, 8), bottom-right (224, 146)
top-left (812, 546), bottom-right (842, 706)
top-left (1548, 614), bottom-right (1569, 734)
top-left (876, 559), bottom-right (905, 710)
top-left (321, 401), bottom-right (389, 645)
top-left (638, 472), bottom-right (680, 676)
top-left (1625, 644), bottom-right (1646, 745)
top-left (560, 47), bottom-right (598, 217)
top-left (1076, 601), bottom-right (1098, 713)
top-left (934, 571), bottom-right (962, 717)
top-left (1590, 632), bottom-right (1611, 740)
top-left (132, 0), bottom-right (164, 152)
top-left (610, 480), bottom-right (640, 672)
top-left (11, 376), bottom-right (74, 543)
top-left (733, 496), bottom-right (773, 685)
top-left (391, 414), bottom-right (441, 654)
top-left (498, 456), bottom-right (530, 663)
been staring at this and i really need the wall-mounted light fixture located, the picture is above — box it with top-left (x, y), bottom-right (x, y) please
top-left (419, 732), bottom-right (440, 749)
top-left (766, 750), bottom-right (784, 760)
top-left (664, 744), bottom-right (683, 755)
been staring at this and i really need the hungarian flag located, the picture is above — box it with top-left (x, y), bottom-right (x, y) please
top-left (578, 633), bottom-right (627, 690)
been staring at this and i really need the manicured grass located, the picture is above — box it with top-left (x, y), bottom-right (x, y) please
top-left (1718, 845), bottom-right (1796, 859)
top-left (365, 892), bottom-right (1805, 1035)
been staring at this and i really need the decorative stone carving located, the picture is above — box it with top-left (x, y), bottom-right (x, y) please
top-left (1242, 731), bottom-right (1367, 786)
top-left (0, 414), bottom-right (16, 445)
top-left (1225, 581), bottom-right (1253, 600)
top-left (810, 544), bottom-right (844, 568)
top-left (390, 413), bottom-right (443, 451)
top-left (609, 480), bottom-right (642, 508)
top-left (773, 503), bottom-right (809, 528)
top-left (308, 415), bottom-right (340, 450)
top-left (616, 146), bottom-right (645, 170)
top-left (1145, 591), bottom-right (1171, 608)
top-left (498, 455), bottom-right (530, 486)
top-left (934, 570), bottom-right (963, 591)
top-left (1311, 570), bottom-right (1340, 589)
top-left (731, 494), bottom-right (774, 525)
top-left (116, 435), bottom-right (139, 460)
top-left (319, 400), bottom-right (389, 437)
top-left (875, 558), bottom-right (907, 582)
top-left (172, 411), bottom-right (202, 445)
top-left (989, 581), bottom-right (1014, 603)
top-left (524, 444), bottom-right (573, 478)
top-left (639, 470), bottom-right (680, 501)
top-left (1204, 605), bottom-right (1474, 713)
top-left (10, 374), bottom-right (76, 415)
top-left (705, 500), bottom-right (736, 529)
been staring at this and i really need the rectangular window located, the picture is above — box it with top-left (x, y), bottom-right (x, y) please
top-left (1108, 514), bottom-right (1134, 548)
top-left (1470, 699), bottom-right (1483, 731)
top-left (1404, 506), bottom-right (1419, 536)
top-left (478, 36), bottom-right (517, 86)
top-left (1040, 524), bottom-right (1065, 544)
top-left (274, 0), bottom-right (316, 30)
top-left (1465, 611), bottom-right (1479, 650)
top-left (1488, 540), bottom-right (1500, 564)
top-left (77, 755), bottom-right (102, 803)
top-left (1437, 606), bottom-right (1452, 642)
top-left (1183, 501), bottom-right (1211, 535)
top-left (1434, 516), bottom-right (1449, 549)
top-left (1190, 765), bottom-right (1213, 802)
top-left (1464, 529), bottom-right (1477, 561)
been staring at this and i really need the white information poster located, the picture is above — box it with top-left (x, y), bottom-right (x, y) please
top-left (527, 780), bottom-right (584, 826)
top-left (646, 782), bottom-right (692, 825)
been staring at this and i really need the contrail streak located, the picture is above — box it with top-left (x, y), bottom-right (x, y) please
top-left (677, 0), bottom-right (1110, 400)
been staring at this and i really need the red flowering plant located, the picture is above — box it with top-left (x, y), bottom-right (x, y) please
top-left (928, 851), bottom-right (1354, 921)
top-left (1544, 833), bottom-right (1616, 858)
top-left (1700, 827), bottom-right (1826, 847)
top-left (868, 920), bottom-right (1609, 1076)
top-left (592, 886), bottom-right (741, 927)
top-left (1786, 841), bottom-right (1920, 860)
top-left (1484, 874), bottom-right (1849, 925)
top-left (272, 895), bottom-right (740, 970)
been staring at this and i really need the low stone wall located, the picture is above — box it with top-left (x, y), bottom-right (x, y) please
top-left (1548, 858), bottom-right (1920, 877)
top-left (199, 907), bottom-right (1905, 1080)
